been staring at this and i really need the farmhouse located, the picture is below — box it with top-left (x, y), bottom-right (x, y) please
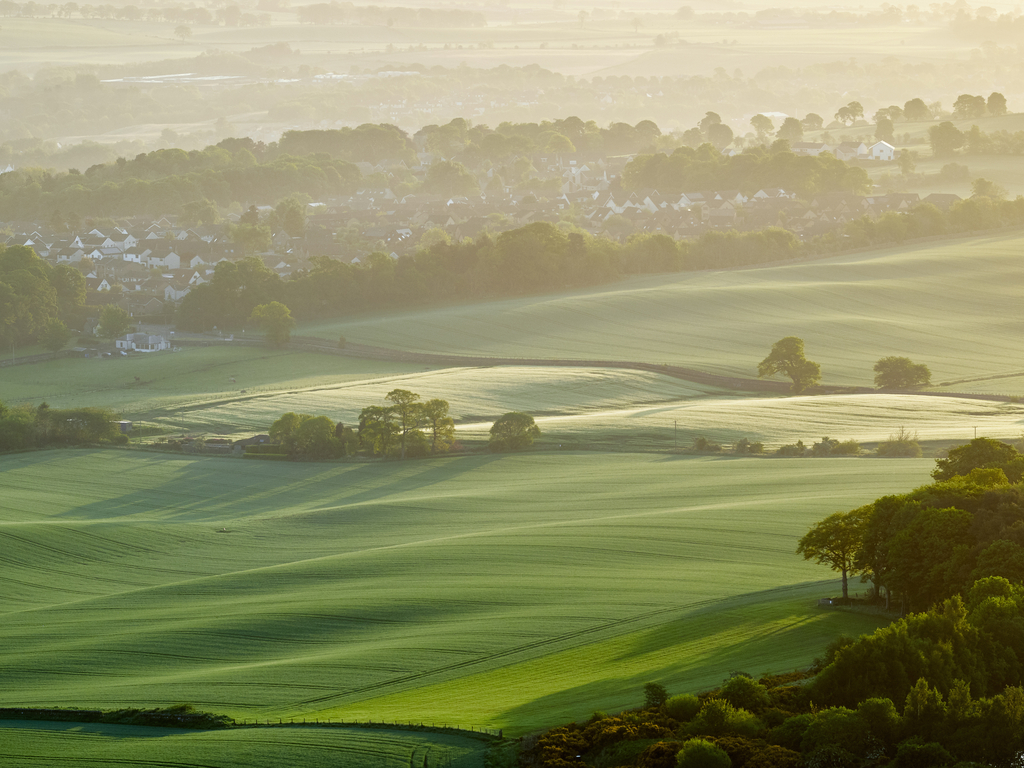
top-left (115, 333), bottom-right (171, 352)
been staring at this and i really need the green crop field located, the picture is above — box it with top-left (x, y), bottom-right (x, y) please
top-left (301, 231), bottom-right (1024, 392)
top-left (0, 450), bottom-right (930, 734)
top-left (0, 720), bottom-right (489, 768)
top-left (1, 346), bottom-right (431, 418)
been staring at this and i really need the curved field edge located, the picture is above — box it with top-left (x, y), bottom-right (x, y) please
top-left (0, 450), bottom-right (931, 732)
top-left (0, 721), bottom-right (489, 768)
top-left (300, 231), bottom-right (1024, 391)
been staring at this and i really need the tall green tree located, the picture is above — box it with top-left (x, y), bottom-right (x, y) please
top-left (249, 301), bottom-right (294, 347)
top-left (797, 509), bottom-right (865, 599)
top-left (933, 438), bottom-right (1024, 483)
top-left (489, 412), bottom-right (540, 452)
top-left (757, 336), bottom-right (821, 393)
top-left (385, 388), bottom-right (423, 459)
top-left (97, 305), bottom-right (131, 341)
top-left (874, 356), bottom-right (931, 389)
top-left (422, 398), bottom-right (456, 453)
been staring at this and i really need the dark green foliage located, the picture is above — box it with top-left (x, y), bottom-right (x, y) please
top-left (874, 356), bottom-right (932, 389)
top-left (0, 245), bottom-right (85, 347)
top-left (638, 741), bottom-right (685, 768)
top-left (675, 739), bottom-right (730, 768)
top-left (489, 412), bottom-right (540, 452)
top-left (893, 738), bottom-right (955, 767)
top-left (644, 682), bottom-right (669, 708)
top-left (719, 675), bottom-right (771, 714)
top-left (665, 695), bottom-right (701, 722)
top-left (686, 699), bottom-right (762, 738)
top-left (757, 336), bottom-right (821, 393)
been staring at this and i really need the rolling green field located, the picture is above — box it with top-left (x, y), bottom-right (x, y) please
top-left (0, 450), bottom-right (930, 734)
top-left (302, 232), bottom-right (1024, 391)
top-left (1, 347), bottom-right (431, 417)
top-left (0, 721), bottom-right (489, 768)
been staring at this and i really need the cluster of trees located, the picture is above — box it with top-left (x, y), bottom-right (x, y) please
top-left (799, 437), bottom-right (1024, 608)
top-left (0, 244), bottom-right (85, 349)
top-left (621, 144), bottom-right (870, 197)
top-left (177, 225), bottom-right (806, 332)
top-left (265, 392), bottom-right (540, 460)
top-left (532, 657), bottom-right (1024, 767)
top-left (929, 121), bottom-right (1024, 158)
top-left (0, 401), bottom-right (126, 452)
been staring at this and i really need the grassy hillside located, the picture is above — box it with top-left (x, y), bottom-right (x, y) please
top-left (1, 346), bottom-right (431, 416)
top-left (0, 450), bottom-right (930, 733)
top-left (0, 721), bottom-right (489, 768)
top-left (302, 231), bottom-right (1024, 391)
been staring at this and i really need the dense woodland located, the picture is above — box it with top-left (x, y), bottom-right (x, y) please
top-left (531, 439), bottom-right (1024, 768)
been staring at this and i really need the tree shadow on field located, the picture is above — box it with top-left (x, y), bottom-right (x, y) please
top-left (0, 720), bottom-right (191, 738)
top-left (51, 450), bottom-right (507, 523)
top-left (498, 582), bottom-right (873, 728)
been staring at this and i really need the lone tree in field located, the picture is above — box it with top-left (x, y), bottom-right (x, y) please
top-left (873, 356), bottom-right (931, 389)
top-left (489, 412), bottom-right (540, 452)
top-left (249, 301), bottom-right (295, 347)
top-left (758, 336), bottom-right (821, 393)
top-left (797, 509), bottom-right (864, 600)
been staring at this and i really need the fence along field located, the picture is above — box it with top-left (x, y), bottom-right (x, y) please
top-left (0, 720), bottom-right (489, 768)
top-left (0, 450), bottom-right (930, 734)
top-left (302, 231), bottom-right (1024, 391)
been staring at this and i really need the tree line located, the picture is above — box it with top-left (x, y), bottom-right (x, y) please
top-left (621, 144), bottom-right (871, 197)
top-left (175, 188), bottom-right (1024, 333)
top-left (261, 390), bottom-right (539, 461)
top-left (0, 400), bottom-right (127, 452)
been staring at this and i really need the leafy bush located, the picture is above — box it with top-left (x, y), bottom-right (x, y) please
top-left (675, 738), bottom-right (730, 768)
top-left (693, 436), bottom-right (722, 452)
top-left (686, 699), bottom-right (763, 738)
top-left (875, 427), bottom-right (922, 457)
top-left (775, 440), bottom-right (807, 457)
top-left (734, 438), bottom-right (765, 455)
top-left (665, 694), bottom-right (702, 722)
top-left (720, 675), bottom-right (772, 713)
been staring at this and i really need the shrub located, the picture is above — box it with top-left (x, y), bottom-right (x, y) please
top-left (665, 694), bottom-right (702, 722)
top-left (693, 436), bottom-right (722, 452)
top-left (745, 744), bottom-right (801, 768)
top-left (687, 699), bottom-right (763, 738)
top-left (639, 741), bottom-right (684, 768)
top-left (676, 739), bottom-right (730, 768)
top-left (720, 675), bottom-right (771, 714)
top-left (734, 438), bottom-right (764, 454)
top-left (775, 440), bottom-right (806, 457)
top-left (893, 738), bottom-right (955, 767)
top-left (875, 427), bottom-right (922, 457)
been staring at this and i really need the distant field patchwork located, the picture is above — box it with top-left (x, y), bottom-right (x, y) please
top-left (0, 450), bottom-right (930, 732)
top-left (303, 232), bottom-right (1024, 390)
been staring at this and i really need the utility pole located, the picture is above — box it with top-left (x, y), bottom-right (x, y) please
top-left (674, 420), bottom-right (677, 449)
